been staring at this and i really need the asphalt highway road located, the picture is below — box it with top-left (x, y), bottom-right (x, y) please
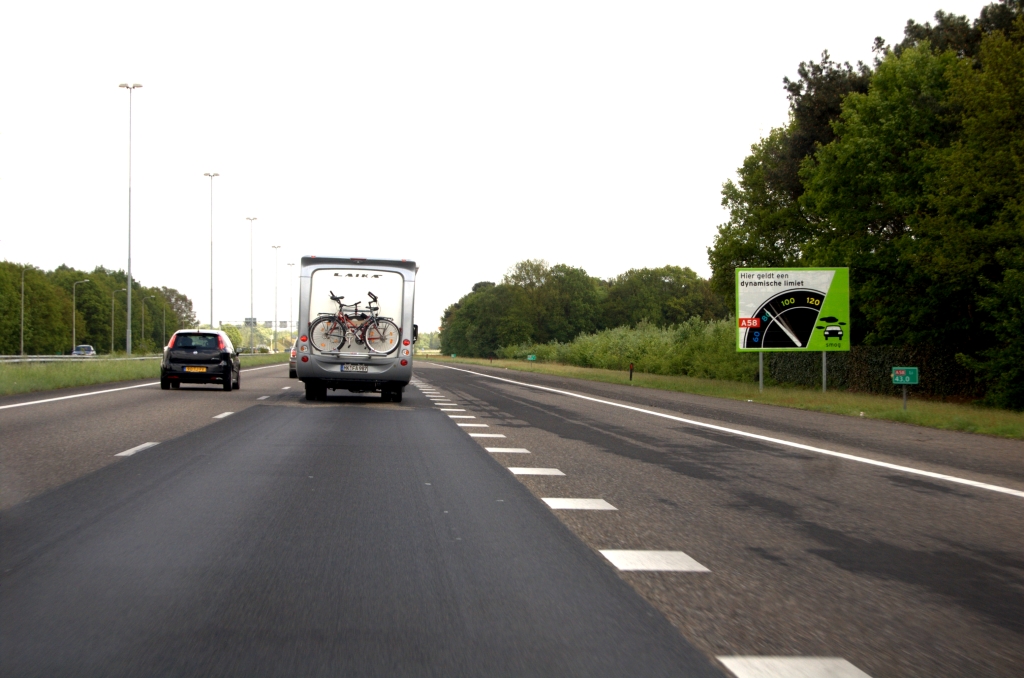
top-left (1, 361), bottom-right (1021, 677)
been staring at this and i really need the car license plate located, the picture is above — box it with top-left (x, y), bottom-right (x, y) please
top-left (184, 366), bottom-right (207, 373)
top-left (341, 364), bottom-right (368, 372)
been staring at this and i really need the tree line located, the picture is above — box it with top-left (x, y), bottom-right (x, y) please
top-left (706, 1), bottom-right (1023, 409)
top-left (0, 261), bottom-right (196, 355)
top-left (440, 260), bottom-right (728, 358)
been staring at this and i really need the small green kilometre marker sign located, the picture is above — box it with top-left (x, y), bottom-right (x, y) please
top-left (892, 367), bottom-right (919, 385)
top-left (527, 355), bottom-right (537, 361)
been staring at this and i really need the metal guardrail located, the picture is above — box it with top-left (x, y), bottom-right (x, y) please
top-left (0, 355), bottom-right (163, 364)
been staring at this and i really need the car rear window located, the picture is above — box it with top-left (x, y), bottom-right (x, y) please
top-left (175, 334), bottom-right (219, 349)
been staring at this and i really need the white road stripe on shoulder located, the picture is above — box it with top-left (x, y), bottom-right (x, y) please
top-left (115, 442), bottom-right (159, 457)
top-left (486, 447), bottom-right (530, 453)
top-left (600, 550), bottom-right (709, 572)
top-left (441, 365), bottom-right (1024, 500)
top-left (213, 411), bottom-right (234, 419)
top-left (717, 657), bottom-right (872, 678)
top-left (508, 467), bottom-right (563, 475)
top-left (543, 498), bottom-right (616, 510)
top-left (469, 433), bottom-right (505, 438)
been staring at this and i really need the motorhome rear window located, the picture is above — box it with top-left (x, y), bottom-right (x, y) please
top-left (308, 269), bottom-right (404, 326)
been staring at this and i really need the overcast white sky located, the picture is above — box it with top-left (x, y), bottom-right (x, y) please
top-left (1, 0), bottom-right (989, 331)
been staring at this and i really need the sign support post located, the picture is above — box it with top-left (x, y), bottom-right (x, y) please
top-left (758, 353), bottom-right (763, 393)
top-left (822, 352), bottom-right (827, 393)
top-left (903, 385), bottom-right (907, 411)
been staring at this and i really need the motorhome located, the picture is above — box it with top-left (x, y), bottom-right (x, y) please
top-left (295, 257), bottom-right (417, 401)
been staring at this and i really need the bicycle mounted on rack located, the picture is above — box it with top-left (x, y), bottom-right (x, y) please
top-left (308, 290), bottom-right (401, 355)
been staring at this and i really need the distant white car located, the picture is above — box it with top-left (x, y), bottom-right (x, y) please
top-left (71, 345), bottom-right (97, 356)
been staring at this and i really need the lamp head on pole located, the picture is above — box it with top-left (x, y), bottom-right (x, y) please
top-left (204, 172), bottom-right (219, 178)
top-left (119, 83), bottom-right (142, 90)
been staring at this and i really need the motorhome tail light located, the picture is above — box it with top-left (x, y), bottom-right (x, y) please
top-left (217, 335), bottom-right (226, 350)
top-left (403, 339), bottom-right (410, 346)
top-left (400, 359), bottom-right (408, 366)
top-left (301, 356), bottom-right (309, 362)
top-left (300, 335), bottom-right (308, 342)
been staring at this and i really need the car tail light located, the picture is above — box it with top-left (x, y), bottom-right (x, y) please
top-left (300, 335), bottom-right (308, 342)
top-left (290, 348), bottom-right (296, 358)
top-left (167, 334), bottom-right (177, 349)
top-left (217, 335), bottom-right (226, 350)
top-left (400, 359), bottom-right (408, 366)
top-left (403, 339), bottom-right (410, 346)
top-left (301, 355), bottom-right (309, 362)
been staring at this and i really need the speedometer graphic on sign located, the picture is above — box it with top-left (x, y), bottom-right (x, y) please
top-left (735, 268), bottom-right (850, 352)
top-left (743, 290), bottom-right (825, 348)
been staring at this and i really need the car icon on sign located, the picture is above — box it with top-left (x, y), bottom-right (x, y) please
top-left (823, 325), bottom-right (844, 339)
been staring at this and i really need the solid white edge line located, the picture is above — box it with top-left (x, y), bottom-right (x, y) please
top-left (0, 381), bottom-right (160, 410)
top-left (115, 442), bottom-right (160, 457)
top-left (440, 365), bottom-right (1024, 500)
top-left (1, 361), bottom-right (289, 411)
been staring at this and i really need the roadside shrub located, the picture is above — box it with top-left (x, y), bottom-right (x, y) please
top-left (499, 318), bottom-right (758, 381)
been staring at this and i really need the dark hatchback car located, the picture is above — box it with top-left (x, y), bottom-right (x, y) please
top-left (161, 330), bottom-right (240, 391)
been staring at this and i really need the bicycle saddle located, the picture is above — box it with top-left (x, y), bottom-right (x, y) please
top-left (330, 291), bottom-right (345, 302)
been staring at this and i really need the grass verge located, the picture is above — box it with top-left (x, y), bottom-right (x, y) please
top-left (0, 353), bottom-right (290, 397)
top-left (421, 356), bottom-right (1024, 440)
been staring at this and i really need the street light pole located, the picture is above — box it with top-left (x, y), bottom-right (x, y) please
top-left (246, 217), bottom-right (257, 352)
top-left (72, 279), bottom-right (90, 352)
top-left (286, 262), bottom-right (295, 344)
top-left (141, 295), bottom-right (156, 354)
top-left (204, 172), bottom-right (219, 328)
top-left (119, 83), bottom-right (142, 356)
top-left (111, 288), bottom-right (127, 354)
top-left (271, 245), bottom-right (281, 351)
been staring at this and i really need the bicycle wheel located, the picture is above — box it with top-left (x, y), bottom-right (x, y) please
top-left (363, 318), bottom-right (401, 354)
top-left (309, 317), bottom-right (346, 353)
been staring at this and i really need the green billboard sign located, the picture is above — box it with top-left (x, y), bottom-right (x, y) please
top-left (736, 268), bottom-right (850, 352)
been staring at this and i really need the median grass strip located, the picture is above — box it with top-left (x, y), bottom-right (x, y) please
top-left (421, 356), bottom-right (1024, 440)
top-left (0, 352), bottom-right (290, 397)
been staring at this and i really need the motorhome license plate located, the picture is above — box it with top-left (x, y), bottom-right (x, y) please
top-left (341, 364), bottom-right (368, 372)
top-left (184, 366), bottom-right (207, 373)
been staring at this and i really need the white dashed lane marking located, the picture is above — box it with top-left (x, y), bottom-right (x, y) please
top-left (542, 498), bottom-right (617, 510)
top-left (281, 387), bottom-right (291, 390)
top-left (213, 412), bottom-right (234, 419)
top-left (115, 442), bottom-right (159, 457)
top-left (600, 550), bottom-right (709, 572)
top-left (486, 447), bottom-right (530, 454)
top-left (717, 657), bottom-right (872, 678)
top-left (457, 423), bottom-right (488, 427)
top-left (469, 433), bottom-right (505, 438)
top-left (448, 415), bottom-right (475, 419)
top-left (439, 408), bottom-right (465, 411)
top-left (508, 467), bottom-right (564, 475)
top-left (257, 396), bottom-right (269, 400)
